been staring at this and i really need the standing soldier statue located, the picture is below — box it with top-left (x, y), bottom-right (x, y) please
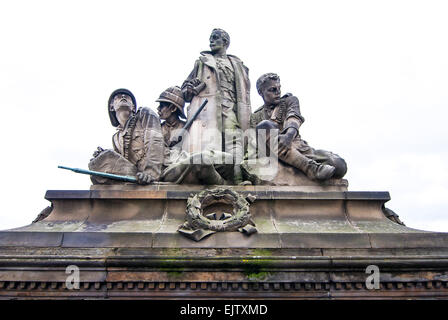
top-left (182, 28), bottom-right (251, 184)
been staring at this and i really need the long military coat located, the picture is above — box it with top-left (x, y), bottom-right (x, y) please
top-left (183, 51), bottom-right (251, 153)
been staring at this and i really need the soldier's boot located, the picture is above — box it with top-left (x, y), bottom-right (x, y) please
top-left (281, 148), bottom-right (336, 181)
top-left (224, 135), bottom-right (250, 185)
top-left (195, 164), bottom-right (228, 185)
top-left (234, 165), bottom-right (243, 184)
top-left (233, 165), bottom-right (252, 185)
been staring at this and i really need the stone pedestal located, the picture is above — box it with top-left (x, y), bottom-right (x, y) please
top-left (0, 184), bottom-right (447, 299)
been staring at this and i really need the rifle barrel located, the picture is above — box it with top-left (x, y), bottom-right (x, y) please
top-left (168, 98), bottom-right (208, 147)
top-left (58, 165), bottom-right (137, 183)
top-left (184, 98), bottom-right (208, 131)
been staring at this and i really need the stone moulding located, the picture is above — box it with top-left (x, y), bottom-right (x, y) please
top-left (0, 280), bottom-right (447, 299)
top-left (0, 249), bottom-right (448, 299)
top-left (0, 185), bottom-right (448, 299)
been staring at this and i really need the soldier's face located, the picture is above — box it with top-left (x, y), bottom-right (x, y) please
top-left (209, 32), bottom-right (227, 53)
top-left (157, 102), bottom-right (176, 120)
top-left (112, 94), bottom-right (134, 126)
top-left (261, 80), bottom-right (282, 106)
top-left (112, 94), bottom-right (134, 111)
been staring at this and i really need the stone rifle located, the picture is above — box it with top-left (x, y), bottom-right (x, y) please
top-left (58, 166), bottom-right (174, 184)
top-left (58, 165), bottom-right (138, 183)
top-left (168, 98), bottom-right (208, 147)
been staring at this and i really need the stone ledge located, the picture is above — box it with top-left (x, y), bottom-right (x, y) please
top-left (1, 244), bottom-right (447, 299)
top-left (45, 189), bottom-right (388, 200)
top-left (1, 231), bottom-right (447, 249)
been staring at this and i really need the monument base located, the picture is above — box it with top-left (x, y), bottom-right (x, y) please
top-left (0, 185), bottom-right (447, 299)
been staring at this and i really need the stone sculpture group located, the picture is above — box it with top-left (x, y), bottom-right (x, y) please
top-left (89, 28), bottom-right (347, 187)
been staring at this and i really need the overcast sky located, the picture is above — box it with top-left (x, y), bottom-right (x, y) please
top-left (1, 0), bottom-right (447, 232)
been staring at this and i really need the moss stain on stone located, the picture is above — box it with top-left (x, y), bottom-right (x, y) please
top-left (251, 249), bottom-right (273, 256)
top-left (245, 271), bottom-right (273, 281)
top-left (240, 257), bottom-right (275, 281)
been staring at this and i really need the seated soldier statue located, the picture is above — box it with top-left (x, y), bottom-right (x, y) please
top-left (156, 86), bottom-right (235, 185)
top-left (89, 88), bottom-right (164, 184)
top-left (249, 73), bottom-right (347, 182)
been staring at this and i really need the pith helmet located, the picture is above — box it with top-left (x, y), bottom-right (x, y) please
top-left (156, 86), bottom-right (186, 119)
top-left (108, 88), bottom-right (137, 127)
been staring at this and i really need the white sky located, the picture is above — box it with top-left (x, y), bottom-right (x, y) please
top-left (1, 0), bottom-right (447, 232)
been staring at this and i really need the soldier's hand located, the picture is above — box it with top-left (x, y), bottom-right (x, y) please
top-left (136, 172), bottom-right (154, 185)
top-left (182, 86), bottom-right (196, 102)
top-left (190, 78), bottom-right (202, 87)
top-left (168, 135), bottom-right (183, 148)
top-left (278, 134), bottom-right (293, 156)
top-left (92, 147), bottom-right (105, 159)
top-left (182, 78), bottom-right (205, 101)
top-left (192, 81), bottom-right (206, 95)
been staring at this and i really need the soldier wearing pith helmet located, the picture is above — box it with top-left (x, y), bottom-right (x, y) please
top-left (156, 86), bottom-right (186, 147)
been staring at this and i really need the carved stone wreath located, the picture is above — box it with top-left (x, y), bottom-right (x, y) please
top-left (178, 188), bottom-right (257, 241)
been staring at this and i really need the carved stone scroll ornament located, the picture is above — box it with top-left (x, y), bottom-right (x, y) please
top-left (178, 188), bottom-right (257, 241)
top-left (382, 205), bottom-right (405, 226)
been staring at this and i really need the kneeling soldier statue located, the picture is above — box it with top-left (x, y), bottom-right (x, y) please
top-left (88, 88), bottom-right (164, 185)
top-left (250, 73), bottom-right (347, 181)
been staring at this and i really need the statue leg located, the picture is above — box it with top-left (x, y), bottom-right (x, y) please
top-left (193, 164), bottom-right (227, 185)
top-left (279, 147), bottom-right (336, 181)
top-left (309, 149), bottom-right (347, 179)
top-left (161, 162), bottom-right (192, 184)
top-left (222, 107), bottom-right (245, 184)
top-left (254, 123), bottom-right (336, 181)
top-left (191, 152), bottom-right (228, 185)
top-left (295, 139), bottom-right (347, 179)
top-left (162, 151), bottom-right (229, 185)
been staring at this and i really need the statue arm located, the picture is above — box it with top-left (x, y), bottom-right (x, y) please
top-left (249, 113), bottom-right (256, 128)
top-left (112, 133), bottom-right (120, 154)
top-left (283, 94), bottom-right (305, 136)
top-left (182, 60), bottom-right (205, 102)
top-left (250, 110), bottom-right (263, 128)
